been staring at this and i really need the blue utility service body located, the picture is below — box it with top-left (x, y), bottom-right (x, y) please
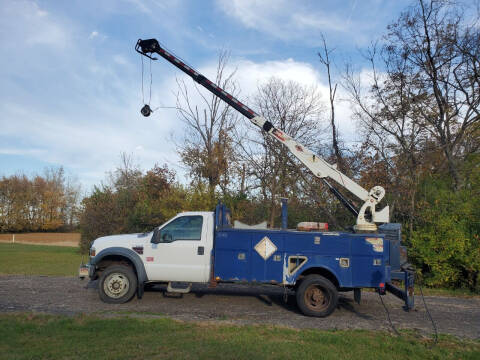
top-left (215, 227), bottom-right (390, 287)
top-left (212, 204), bottom-right (414, 309)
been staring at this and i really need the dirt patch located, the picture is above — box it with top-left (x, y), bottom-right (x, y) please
top-left (0, 275), bottom-right (478, 339)
top-left (0, 233), bottom-right (80, 247)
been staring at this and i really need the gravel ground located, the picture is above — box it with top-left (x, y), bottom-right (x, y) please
top-left (0, 275), bottom-right (479, 339)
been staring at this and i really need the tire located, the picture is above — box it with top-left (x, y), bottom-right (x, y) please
top-left (98, 264), bottom-right (137, 304)
top-left (295, 274), bottom-right (338, 317)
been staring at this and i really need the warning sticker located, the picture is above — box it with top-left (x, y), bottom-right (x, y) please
top-left (366, 237), bottom-right (384, 252)
top-left (254, 236), bottom-right (277, 260)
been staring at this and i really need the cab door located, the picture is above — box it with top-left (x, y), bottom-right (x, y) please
top-left (143, 214), bottom-right (212, 282)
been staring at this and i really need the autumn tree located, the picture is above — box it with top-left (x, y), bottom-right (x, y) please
top-left (79, 155), bottom-right (188, 251)
top-left (344, 0), bottom-right (480, 232)
top-left (342, 0), bottom-right (479, 288)
top-left (344, 42), bottom-right (431, 233)
top-left (0, 167), bottom-right (80, 232)
top-left (381, 0), bottom-right (479, 190)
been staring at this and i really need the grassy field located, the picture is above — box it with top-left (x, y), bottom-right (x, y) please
top-left (415, 286), bottom-right (480, 298)
top-left (0, 243), bottom-right (83, 277)
top-left (0, 314), bottom-right (478, 360)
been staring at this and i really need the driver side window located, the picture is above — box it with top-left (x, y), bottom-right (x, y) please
top-left (157, 215), bottom-right (203, 243)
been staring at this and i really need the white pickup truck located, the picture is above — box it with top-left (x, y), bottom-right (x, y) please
top-left (86, 211), bottom-right (214, 302)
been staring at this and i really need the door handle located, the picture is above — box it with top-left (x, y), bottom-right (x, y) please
top-left (197, 246), bottom-right (204, 255)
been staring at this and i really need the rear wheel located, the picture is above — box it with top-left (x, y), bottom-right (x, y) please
top-left (98, 264), bottom-right (137, 304)
top-left (296, 275), bottom-right (338, 317)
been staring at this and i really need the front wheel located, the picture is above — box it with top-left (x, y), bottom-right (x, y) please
top-left (296, 275), bottom-right (338, 317)
top-left (98, 265), bottom-right (137, 304)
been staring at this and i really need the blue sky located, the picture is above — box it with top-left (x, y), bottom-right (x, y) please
top-left (0, 0), bottom-right (440, 192)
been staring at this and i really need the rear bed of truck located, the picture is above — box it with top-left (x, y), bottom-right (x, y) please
top-left (214, 228), bottom-right (389, 287)
top-left (213, 204), bottom-right (414, 310)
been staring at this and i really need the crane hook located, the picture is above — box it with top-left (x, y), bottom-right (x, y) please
top-left (141, 104), bottom-right (152, 117)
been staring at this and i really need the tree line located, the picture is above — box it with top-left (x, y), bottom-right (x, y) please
top-left (1, 0), bottom-right (478, 291)
top-left (0, 167), bottom-right (80, 232)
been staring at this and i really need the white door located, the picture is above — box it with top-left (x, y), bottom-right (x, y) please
top-left (143, 214), bottom-right (212, 282)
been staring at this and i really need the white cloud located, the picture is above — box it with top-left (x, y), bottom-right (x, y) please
top-left (122, 0), bottom-right (151, 13)
top-left (120, 0), bottom-right (182, 17)
top-left (158, 56), bottom-right (360, 152)
top-left (113, 54), bottom-right (129, 66)
top-left (215, 0), bottom-right (352, 42)
top-left (88, 30), bottom-right (108, 41)
top-left (292, 13), bottom-right (348, 33)
top-left (0, 1), bottom-right (69, 48)
top-left (0, 147), bottom-right (46, 157)
top-left (228, 59), bottom-right (357, 141)
top-left (233, 58), bottom-right (321, 93)
top-left (36, 9), bottom-right (48, 17)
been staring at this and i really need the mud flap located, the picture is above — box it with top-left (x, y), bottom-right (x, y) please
top-left (137, 282), bottom-right (144, 299)
top-left (354, 288), bottom-right (361, 304)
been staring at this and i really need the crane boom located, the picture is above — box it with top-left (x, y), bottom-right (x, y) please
top-left (135, 38), bottom-right (389, 230)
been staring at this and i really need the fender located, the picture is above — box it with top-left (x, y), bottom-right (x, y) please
top-left (292, 264), bottom-right (341, 288)
top-left (91, 247), bottom-right (148, 298)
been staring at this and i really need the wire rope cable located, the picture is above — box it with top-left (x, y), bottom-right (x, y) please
top-left (418, 280), bottom-right (439, 345)
top-left (149, 57), bottom-right (153, 105)
top-left (378, 292), bottom-right (400, 336)
top-left (141, 53), bottom-right (145, 105)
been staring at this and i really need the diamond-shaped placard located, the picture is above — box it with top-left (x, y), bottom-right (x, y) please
top-left (254, 236), bottom-right (277, 260)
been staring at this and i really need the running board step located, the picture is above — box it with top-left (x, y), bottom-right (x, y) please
top-left (167, 282), bottom-right (192, 293)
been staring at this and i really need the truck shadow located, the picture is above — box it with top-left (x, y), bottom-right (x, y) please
top-left (146, 284), bottom-right (372, 319)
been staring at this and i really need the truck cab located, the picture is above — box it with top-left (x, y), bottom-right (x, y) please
top-left (143, 212), bottom-right (214, 283)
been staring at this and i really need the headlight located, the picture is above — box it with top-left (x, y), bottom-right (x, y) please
top-left (90, 247), bottom-right (96, 257)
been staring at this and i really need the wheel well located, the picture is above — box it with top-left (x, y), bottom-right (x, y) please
top-left (297, 267), bottom-right (339, 289)
top-left (95, 255), bottom-right (136, 279)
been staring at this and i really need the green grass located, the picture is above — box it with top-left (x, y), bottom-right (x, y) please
top-left (417, 286), bottom-right (479, 298)
top-left (386, 280), bottom-right (479, 298)
top-left (0, 243), bottom-right (83, 277)
top-left (0, 314), bottom-right (478, 360)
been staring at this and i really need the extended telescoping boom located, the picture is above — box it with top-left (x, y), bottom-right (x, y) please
top-left (136, 39), bottom-right (390, 231)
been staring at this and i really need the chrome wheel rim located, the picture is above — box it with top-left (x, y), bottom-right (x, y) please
top-left (103, 273), bottom-right (129, 298)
